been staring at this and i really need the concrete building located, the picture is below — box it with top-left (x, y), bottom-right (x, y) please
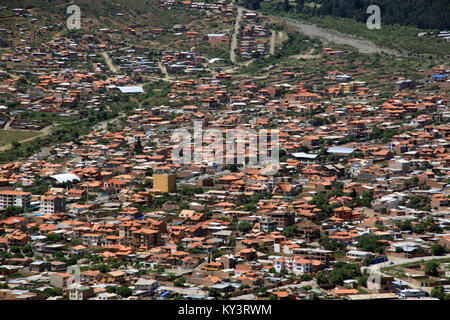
top-left (0, 190), bottom-right (31, 210)
top-left (153, 174), bottom-right (176, 193)
top-left (68, 283), bottom-right (95, 300)
top-left (40, 195), bottom-right (66, 215)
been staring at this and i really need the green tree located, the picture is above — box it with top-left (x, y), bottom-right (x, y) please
top-left (431, 244), bottom-right (445, 256)
top-left (424, 260), bottom-right (440, 277)
top-left (3, 206), bottom-right (24, 218)
top-left (430, 286), bottom-right (445, 300)
top-left (174, 277), bottom-right (186, 287)
top-left (318, 237), bottom-right (345, 251)
top-left (238, 221), bottom-right (253, 233)
top-left (116, 286), bottom-right (132, 298)
top-left (357, 234), bottom-right (384, 253)
top-left (282, 226), bottom-right (298, 237)
top-left (315, 272), bottom-right (330, 288)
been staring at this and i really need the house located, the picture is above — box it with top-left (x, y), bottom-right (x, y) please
top-left (367, 275), bottom-right (396, 293)
top-left (103, 270), bottom-right (126, 283)
top-left (82, 233), bottom-right (103, 246)
top-left (49, 272), bottom-right (72, 288)
top-left (134, 278), bottom-right (159, 291)
top-left (68, 283), bottom-right (95, 300)
top-left (274, 256), bottom-right (313, 274)
top-left (81, 270), bottom-right (102, 284)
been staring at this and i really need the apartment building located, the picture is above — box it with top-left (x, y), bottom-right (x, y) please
top-left (274, 256), bottom-right (312, 274)
top-left (40, 195), bottom-right (66, 215)
top-left (153, 174), bottom-right (176, 192)
top-left (0, 190), bottom-right (31, 210)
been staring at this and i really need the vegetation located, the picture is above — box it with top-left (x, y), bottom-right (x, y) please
top-left (244, 0), bottom-right (450, 56)
top-left (318, 237), bottom-right (345, 251)
top-left (1, 206), bottom-right (24, 219)
top-left (424, 260), bottom-right (440, 277)
top-left (356, 234), bottom-right (385, 254)
top-left (238, 221), bottom-right (253, 233)
top-left (0, 130), bottom-right (41, 148)
top-left (431, 244), bottom-right (446, 256)
top-left (315, 262), bottom-right (362, 288)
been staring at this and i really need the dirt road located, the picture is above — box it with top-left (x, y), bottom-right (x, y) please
top-left (230, 6), bottom-right (243, 63)
top-left (269, 29), bottom-right (276, 55)
top-left (101, 51), bottom-right (118, 73)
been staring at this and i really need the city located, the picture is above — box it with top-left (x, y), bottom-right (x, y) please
top-left (0, 0), bottom-right (449, 304)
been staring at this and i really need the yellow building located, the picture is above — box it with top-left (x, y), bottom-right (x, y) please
top-left (153, 174), bottom-right (176, 193)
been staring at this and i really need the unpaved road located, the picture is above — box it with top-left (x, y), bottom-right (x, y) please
top-left (101, 51), bottom-right (118, 73)
top-left (269, 29), bottom-right (276, 55)
top-left (157, 60), bottom-right (170, 80)
top-left (230, 6), bottom-right (243, 63)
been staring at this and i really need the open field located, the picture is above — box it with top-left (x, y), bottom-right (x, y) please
top-left (0, 129), bottom-right (41, 147)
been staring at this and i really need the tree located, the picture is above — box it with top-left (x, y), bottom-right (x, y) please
top-left (315, 272), bottom-right (330, 288)
top-left (11, 141), bottom-right (21, 149)
top-left (116, 286), bottom-right (132, 298)
top-left (238, 221), bottom-right (253, 233)
top-left (3, 206), bottom-right (24, 218)
top-left (295, 0), bottom-right (304, 13)
top-left (106, 286), bottom-right (117, 293)
top-left (134, 137), bottom-right (143, 154)
top-left (431, 244), bottom-right (445, 256)
top-left (357, 234), bottom-right (384, 253)
top-left (174, 276), bottom-right (186, 287)
top-left (361, 191), bottom-right (373, 208)
top-left (430, 286), bottom-right (445, 300)
top-left (43, 287), bottom-right (63, 298)
top-left (424, 260), bottom-right (440, 277)
top-left (318, 237), bottom-right (345, 251)
top-left (282, 226), bottom-right (298, 237)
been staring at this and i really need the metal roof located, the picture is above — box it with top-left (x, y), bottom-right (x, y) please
top-left (117, 86), bottom-right (144, 93)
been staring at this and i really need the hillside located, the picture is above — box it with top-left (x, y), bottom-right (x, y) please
top-left (240, 0), bottom-right (450, 30)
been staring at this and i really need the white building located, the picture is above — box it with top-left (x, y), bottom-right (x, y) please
top-left (399, 289), bottom-right (426, 299)
top-left (68, 283), bottom-right (94, 300)
top-left (274, 256), bottom-right (312, 274)
top-left (134, 278), bottom-right (159, 291)
top-left (346, 250), bottom-right (376, 260)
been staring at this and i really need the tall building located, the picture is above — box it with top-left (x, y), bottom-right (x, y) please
top-left (153, 174), bottom-right (176, 193)
top-left (0, 190), bottom-right (31, 210)
top-left (40, 195), bottom-right (66, 215)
